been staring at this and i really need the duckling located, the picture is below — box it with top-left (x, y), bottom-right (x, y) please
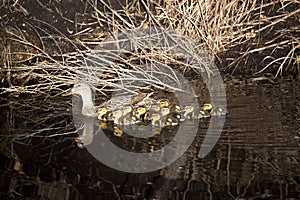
top-left (159, 107), bottom-right (171, 127)
top-left (99, 121), bottom-right (108, 129)
top-left (153, 128), bottom-right (161, 135)
top-left (151, 113), bottom-right (161, 127)
top-left (112, 109), bottom-right (123, 125)
top-left (183, 105), bottom-right (195, 119)
top-left (121, 105), bottom-right (135, 125)
top-left (211, 107), bottom-right (227, 116)
top-left (114, 125), bottom-right (123, 137)
top-left (203, 103), bottom-right (213, 112)
top-left (147, 103), bottom-right (161, 122)
top-left (198, 110), bottom-right (211, 118)
top-left (198, 103), bottom-right (213, 118)
top-left (174, 105), bottom-right (181, 113)
top-left (149, 107), bottom-right (170, 128)
top-left (134, 106), bottom-right (148, 123)
top-left (165, 113), bottom-right (181, 126)
top-left (98, 107), bottom-right (109, 121)
top-left (161, 107), bottom-right (170, 116)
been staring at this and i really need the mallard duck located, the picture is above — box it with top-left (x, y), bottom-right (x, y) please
top-left (71, 82), bottom-right (225, 128)
top-left (71, 82), bottom-right (155, 119)
top-left (102, 92), bottom-right (154, 110)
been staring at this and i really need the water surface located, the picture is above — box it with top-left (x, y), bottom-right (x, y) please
top-left (0, 79), bottom-right (300, 199)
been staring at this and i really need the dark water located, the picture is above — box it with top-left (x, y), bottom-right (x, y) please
top-left (1, 79), bottom-right (300, 199)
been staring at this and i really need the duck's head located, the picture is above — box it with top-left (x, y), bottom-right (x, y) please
top-left (71, 82), bottom-right (92, 96)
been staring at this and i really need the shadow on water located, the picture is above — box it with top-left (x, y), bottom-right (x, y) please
top-left (0, 80), bottom-right (300, 199)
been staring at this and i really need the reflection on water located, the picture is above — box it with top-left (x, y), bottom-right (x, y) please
top-left (0, 80), bottom-right (300, 199)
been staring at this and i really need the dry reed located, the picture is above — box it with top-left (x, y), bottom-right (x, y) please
top-left (0, 0), bottom-right (299, 96)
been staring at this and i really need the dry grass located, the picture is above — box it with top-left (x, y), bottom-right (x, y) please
top-left (0, 0), bottom-right (299, 96)
top-left (158, 0), bottom-right (300, 76)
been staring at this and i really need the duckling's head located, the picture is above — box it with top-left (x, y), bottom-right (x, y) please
top-left (136, 106), bottom-right (147, 117)
top-left (151, 113), bottom-right (161, 126)
top-left (159, 99), bottom-right (169, 108)
top-left (151, 113), bottom-right (161, 121)
top-left (161, 107), bottom-right (170, 116)
top-left (203, 103), bottom-right (212, 112)
top-left (112, 109), bottom-right (123, 118)
top-left (150, 104), bottom-right (161, 112)
top-left (98, 107), bottom-right (108, 119)
top-left (123, 105), bottom-right (133, 114)
top-left (184, 105), bottom-right (195, 113)
top-left (183, 105), bottom-right (195, 119)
